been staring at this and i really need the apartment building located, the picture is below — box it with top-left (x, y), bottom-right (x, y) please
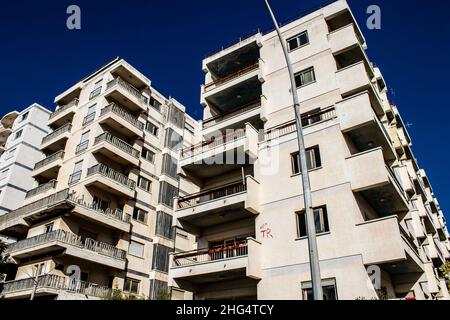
top-left (169, 0), bottom-right (450, 300)
top-left (0, 57), bottom-right (199, 300)
top-left (0, 104), bottom-right (51, 217)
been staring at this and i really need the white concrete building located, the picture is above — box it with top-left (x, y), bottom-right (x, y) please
top-left (0, 58), bottom-right (199, 300)
top-left (0, 104), bottom-right (51, 216)
top-left (169, 0), bottom-right (450, 300)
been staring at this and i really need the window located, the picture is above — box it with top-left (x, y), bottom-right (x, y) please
top-left (138, 176), bottom-right (151, 192)
top-left (93, 196), bottom-right (110, 212)
top-left (145, 121), bottom-right (159, 136)
top-left (158, 181), bottom-right (178, 208)
top-left (161, 154), bottom-right (178, 180)
top-left (44, 223), bottom-right (54, 233)
top-left (83, 105), bottom-right (96, 125)
top-left (123, 278), bottom-right (140, 295)
top-left (14, 130), bottom-right (23, 140)
top-left (141, 147), bottom-right (155, 163)
top-left (0, 169), bottom-right (9, 181)
top-left (296, 206), bottom-right (329, 238)
top-left (149, 97), bottom-right (162, 111)
top-left (69, 161), bottom-right (83, 184)
top-left (185, 122), bottom-right (195, 134)
top-left (291, 146), bottom-right (322, 174)
top-left (302, 279), bottom-right (337, 300)
top-left (128, 241), bottom-right (145, 258)
top-left (132, 208), bottom-right (148, 224)
top-left (6, 148), bottom-right (16, 160)
top-left (164, 128), bottom-right (183, 150)
top-left (151, 244), bottom-right (172, 272)
top-left (295, 67), bottom-right (316, 87)
top-left (90, 80), bottom-right (102, 100)
top-left (77, 131), bottom-right (90, 153)
top-left (155, 211), bottom-right (174, 240)
top-left (288, 31), bottom-right (309, 52)
top-left (20, 112), bottom-right (29, 122)
top-left (301, 108), bottom-right (322, 127)
top-left (34, 263), bottom-right (46, 277)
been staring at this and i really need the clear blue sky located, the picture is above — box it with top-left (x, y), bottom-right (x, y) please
top-left (0, 0), bottom-right (449, 218)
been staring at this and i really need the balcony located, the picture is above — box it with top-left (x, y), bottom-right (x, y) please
top-left (179, 123), bottom-right (259, 181)
top-left (335, 61), bottom-right (383, 116)
top-left (48, 99), bottom-right (78, 127)
top-left (346, 148), bottom-right (409, 217)
top-left (0, 189), bottom-right (131, 238)
top-left (337, 92), bottom-right (395, 161)
top-left (41, 123), bottom-right (72, 153)
top-left (99, 103), bottom-right (144, 138)
top-left (202, 99), bottom-right (262, 134)
top-left (25, 180), bottom-right (57, 199)
top-left (32, 150), bottom-right (64, 181)
top-left (85, 164), bottom-right (136, 198)
top-left (174, 176), bottom-right (259, 235)
top-left (92, 132), bottom-right (140, 167)
top-left (328, 23), bottom-right (363, 55)
top-left (0, 274), bottom-right (112, 300)
top-left (6, 229), bottom-right (126, 270)
top-left (105, 77), bottom-right (148, 112)
top-left (170, 238), bottom-right (261, 291)
top-left (201, 60), bottom-right (264, 115)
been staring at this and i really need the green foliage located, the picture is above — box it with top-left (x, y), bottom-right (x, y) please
top-left (439, 262), bottom-right (450, 291)
top-left (154, 289), bottom-right (171, 300)
top-left (103, 287), bottom-right (147, 300)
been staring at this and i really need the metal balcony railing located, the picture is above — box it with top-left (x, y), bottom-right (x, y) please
top-left (6, 229), bottom-right (127, 261)
top-left (94, 132), bottom-right (140, 158)
top-left (106, 77), bottom-right (149, 105)
top-left (264, 107), bottom-right (336, 141)
top-left (25, 180), bottom-right (57, 199)
top-left (75, 141), bottom-right (89, 154)
top-left (49, 98), bottom-right (79, 120)
top-left (100, 103), bottom-right (145, 130)
top-left (180, 129), bottom-right (246, 159)
top-left (177, 181), bottom-right (246, 209)
top-left (0, 188), bottom-right (131, 226)
top-left (173, 240), bottom-right (248, 267)
top-left (202, 99), bottom-right (262, 129)
top-left (87, 164), bottom-right (136, 190)
top-left (0, 274), bottom-right (113, 299)
top-left (42, 123), bottom-right (72, 145)
top-left (204, 62), bottom-right (259, 91)
top-left (34, 150), bottom-right (65, 170)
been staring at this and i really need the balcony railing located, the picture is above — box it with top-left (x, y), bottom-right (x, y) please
top-left (204, 62), bottom-right (259, 91)
top-left (100, 103), bottom-right (145, 130)
top-left (202, 99), bottom-right (262, 129)
top-left (75, 141), bottom-right (89, 154)
top-left (173, 240), bottom-right (248, 267)
top-left (94, 132), bottom-right (140, 158)
top-left (49, 99), bottom-right (79, 120)
top-left (177, 181), bottom-right (246, 209)
top-left (180, 129), bottom-right (246, 159)
top-left (264, 107), bottom-right (337, 141)
top-left (34, 151), bottom-right (65, 170)
top-left (0, 188), bottom-right (131, 227)
top-left (6, 229), bottom-right (127, 261)
top-left (42, 123), bottom-right (72, 145)
top-left (25, 180), bottom-right (57, 199)
top-left (0, 274), bottom-right (113, 299)
top-left (106, 77), bottom-right (149, 105)
top-left (87, 164), bottom-right (136, 190)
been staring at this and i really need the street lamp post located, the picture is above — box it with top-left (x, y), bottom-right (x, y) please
top-left (263, 0), bottom-right (323, 300)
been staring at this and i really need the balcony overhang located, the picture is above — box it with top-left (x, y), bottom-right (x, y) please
top-left (174, 176), bottom-right (259, 235)
top-left (32, 159), bottom-right (63, 181)
top-left (337, 92), bottom-right (395, 162)
top-left (1, 111), bottom-right (19, 128)
top-left (328, 23), bottom-right (363, 55)
top-left (110, 64), bottom-right (149, 91)
top-left (41, 133), bottom-right (70, 154)
top-left (202, 65), bottom-right (264, 114)
top-left (347, 148), bottom-right (409, 217)
top-left (84, 174), bottom-right (135, 199)
top-left (54, 83), bottom-right (82, 106)
top-left (98, 108), bottom-right (143, 138)
top-left (91, 140), bottom-right (139, 167)
top-left (104, 83), bottom-right (147, 113)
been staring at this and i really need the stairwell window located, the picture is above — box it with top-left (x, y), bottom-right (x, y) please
top-left (123, 278), bottom-right (140, 295)
top-left (291, 146), bottom-right (322, 174)
top-left (69, 160), bottom-right (83, 184)
top-left (296, 206), bottom-right (330, 238)
top-left (295, 67), bottom-right (316, 88)
top-left (138, 176), bottom-right (151, 192)
top-left (14, 130), bottom-right (23, 140)
top-left (89, 79), bottom-right (103, 100)
top-left (288, 31), bottom-right (309, 52)
top-left (141, 147), bottom-right (155, 163)
top-left (302, 278), bottom-right (337, 300)
top-left (129, 241), bottom-right (145, 258)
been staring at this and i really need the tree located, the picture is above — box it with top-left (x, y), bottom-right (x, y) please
top-left (0, 239), bottom-right (8, 282)
top-left (103, 287), bottom-right (147, 300)
top-left (154, 289), bottom-right (171, 300)
top-left (439, 262), bottom-right (450, 292)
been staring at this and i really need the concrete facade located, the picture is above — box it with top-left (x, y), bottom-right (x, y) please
top-left (169, 0), bottom-right (450, 300)
top-left (0, 58), bottom-right (199, 300)
top-left (0, 104), bottom-right (51, 217)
